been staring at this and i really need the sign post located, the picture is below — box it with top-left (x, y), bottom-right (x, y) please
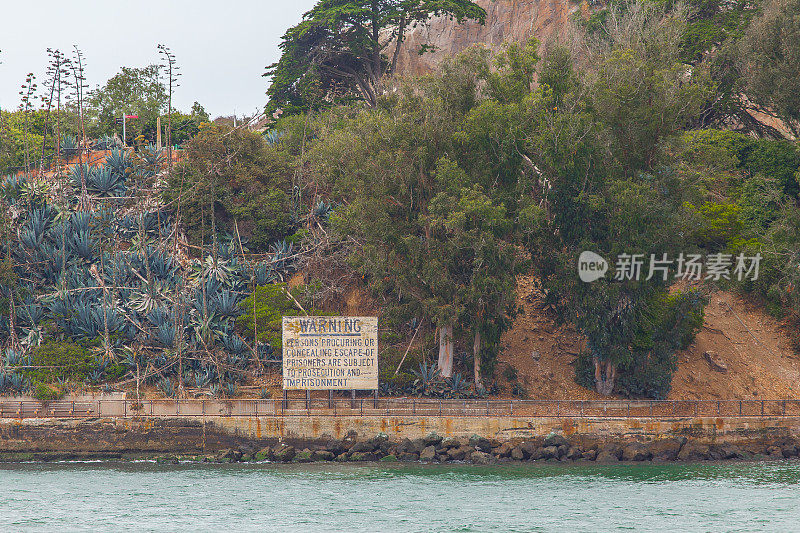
top-left (282, 317), bottom-right (379, 404)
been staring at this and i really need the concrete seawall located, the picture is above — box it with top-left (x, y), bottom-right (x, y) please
top-left (1, 415), bottom-right (799, 455)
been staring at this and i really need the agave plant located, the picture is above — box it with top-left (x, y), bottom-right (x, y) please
top-left (137, 144), bottom-right (165, 178)
top-left (0, 174), bottom-right (27, 201)
top-left (105, 149), bottom-right (132, 179)
top-left (312, 200), bottom-right (333, 223)
top-left (153, 323), bottom-right (176, 347)
top-left (157, 378), bottom-right (175, 398)
top-left (94, 135), bottom-right (119, 151)
top-left (191, 255), bottom-right (236, 287)
top-left (263, 129), bottom-right (283, 145)
top-left (253, 261), bottom-right (279, 285)
top-left (209, 289), bottom-right (240, 317)
top-left (129, 280), bottom-right (170, 315)
top-left (87, 165), bottom-right (126, 197)
top-left (192, 312), bottom-right (225, 346)
top-left (258, 343), bottom-right (278, 364)
top-left (222, 334), bottom-right (247, 355)
top-left (412, 361), bottom-right (442, 395)
top-left (18, 299), bottom-right (44, 328)
top-left (60, 135), bottom-right (79, 157)
top-left (68, 163), bottom-right (94, 190)
top-left (447, 373), bottom-right (472, 398)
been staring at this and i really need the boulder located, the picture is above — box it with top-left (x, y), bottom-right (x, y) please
top-left (470, 436), bottom-right (494, 453)
top-left (542, 446), bottom-right (560, 460)
top-left (510, 446), bottom-right (525, 461)
top-left (595, 450), bottom-right (619, 463)
top-left (519, 441), bottom-right (539, 459)
top-left (335, 453), bottom-right (350, 463)
top-left (217, 448), bottom-right (242, 462)
top-left (396, 438), bottom-right (419, 455)
top-left (595, 442), bottom-right (622, 462)
top-left (325, 440), bottom-right (348, 456)
top-left (423, 432), bottom-right (443, 447)
top-left (255, 447), bottom-right (273, 462)
top-left (448, 445), bottom-right (474, 461)
top-left (709, 444), bottom-right (745, 460)
top-left (295, 449), bottom-right (313, 463)
top-left (312, 450), bottom-right (335, 462)
top-left (704, 350), bottom-right (728, 373)
top-left (470, 451), bottom-right (493, 465)
top-left (398, 452), bottom-right (419, 462)
top-left (419, 446), bottom-right (437, 462)
top-left (350, 441), bottom-right (376, 454)
top-left (766, 446), bottom-right (783, 457)
top-left (543, 433), bottom-right (569, 448)
top-left (494, 442), bottom-right (514, 458)
top-left (621, 442), bottom-right (651, 462)
top-left (566, 446), bottom-right (583, 461)
top-left (677, 441), bottom-right (710, 461)
top-left (557, 445), bottom-right (569, 458)
top-left (582, 449), bottom-right (598, 461)
top-left (272, 444), bottom-right (296, 462)
top-left (441, 437), bottom-right (460, 449)
top-left (782, 444), bottom-right (799, 458)
top-left (648, 437), bottom-right (686, 462)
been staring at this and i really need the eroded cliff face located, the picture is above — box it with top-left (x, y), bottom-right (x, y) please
top-left (393, 0), bottom-right (584, 76)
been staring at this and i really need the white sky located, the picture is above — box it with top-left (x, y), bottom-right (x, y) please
top-left (0, 0), bottom-right (318, 118)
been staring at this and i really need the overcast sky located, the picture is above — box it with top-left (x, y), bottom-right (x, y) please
top-left (0, 0), bottom-right (318, 118)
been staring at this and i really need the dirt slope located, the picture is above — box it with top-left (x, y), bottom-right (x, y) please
top-left (499, 278), bottom-right (800, 400)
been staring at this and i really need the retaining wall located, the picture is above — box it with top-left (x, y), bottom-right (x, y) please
top-left (1, 414), bottom-right (799, 455)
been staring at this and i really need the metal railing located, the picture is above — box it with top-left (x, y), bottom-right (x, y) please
top-left (2, 398), bottom-right (800, 419)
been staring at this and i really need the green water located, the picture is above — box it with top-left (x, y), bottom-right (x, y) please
top-left (1, 461), bottom-right (799, 532)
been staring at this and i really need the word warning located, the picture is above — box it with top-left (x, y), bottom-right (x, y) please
top-left (282, 316), bottom-right (378, 390)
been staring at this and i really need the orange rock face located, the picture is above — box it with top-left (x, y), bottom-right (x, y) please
top-left (393, 0), bottom-right (583, 76)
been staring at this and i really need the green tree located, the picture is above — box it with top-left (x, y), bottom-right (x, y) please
top-left (265, 0), bottom-right (486, 114)
top-left (164, 124), bottom-right (293, 252)
top-left (739, 0), bottom-right (800, 137)
top-left (88, 65), bottom-right (167, 140)
top-left (522, 2), bottom-right (709, 396)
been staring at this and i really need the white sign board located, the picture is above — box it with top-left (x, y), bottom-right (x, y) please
top-left (282, 316), bottom-right (378, 390)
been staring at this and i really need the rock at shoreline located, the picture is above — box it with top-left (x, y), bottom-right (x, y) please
top-left (648, 437), bottom-right (686, 462)
top-left (255, 447), bottom-right (273, 461)
top-left (273, 444), bottom-right (296, 462)
top-left (423, 433), bottom-right (443, 447)
top-left (494, 442), bottom-right (514, 458)
top-left (312, 450), bottom-right (335, 462)
top-left (470, 451), bottom-right (493, 465)
top-left (677, 442), bottom-right (710, 461)
top-left (621, 443), bottom-right (651, 462)
top-left (419, 446), bottom-right (437, 462)
top-left (543, 434), bottom-right (569, 448)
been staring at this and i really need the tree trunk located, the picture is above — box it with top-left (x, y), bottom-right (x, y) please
top-left (438, 323), bottom-right (454, 378)
top-left (473, 329), bottom-right (482, 390)
top-left (593, 356), bottom-right (616, 396)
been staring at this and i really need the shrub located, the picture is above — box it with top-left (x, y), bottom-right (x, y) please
top-left (26, 341), bottom-right (96, 383)
top-left (32, 382), bottom-right (63, 403)
top-left (685, 201), bottom-right (742, 249)
top-left (236, 283), bottom-right (329, 348)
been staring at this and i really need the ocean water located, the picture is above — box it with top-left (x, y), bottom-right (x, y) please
top-left (1, 460), bottom-right (798, 532)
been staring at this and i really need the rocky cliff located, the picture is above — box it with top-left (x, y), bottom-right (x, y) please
top-left (393, 0), bottom-right (585, 75)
